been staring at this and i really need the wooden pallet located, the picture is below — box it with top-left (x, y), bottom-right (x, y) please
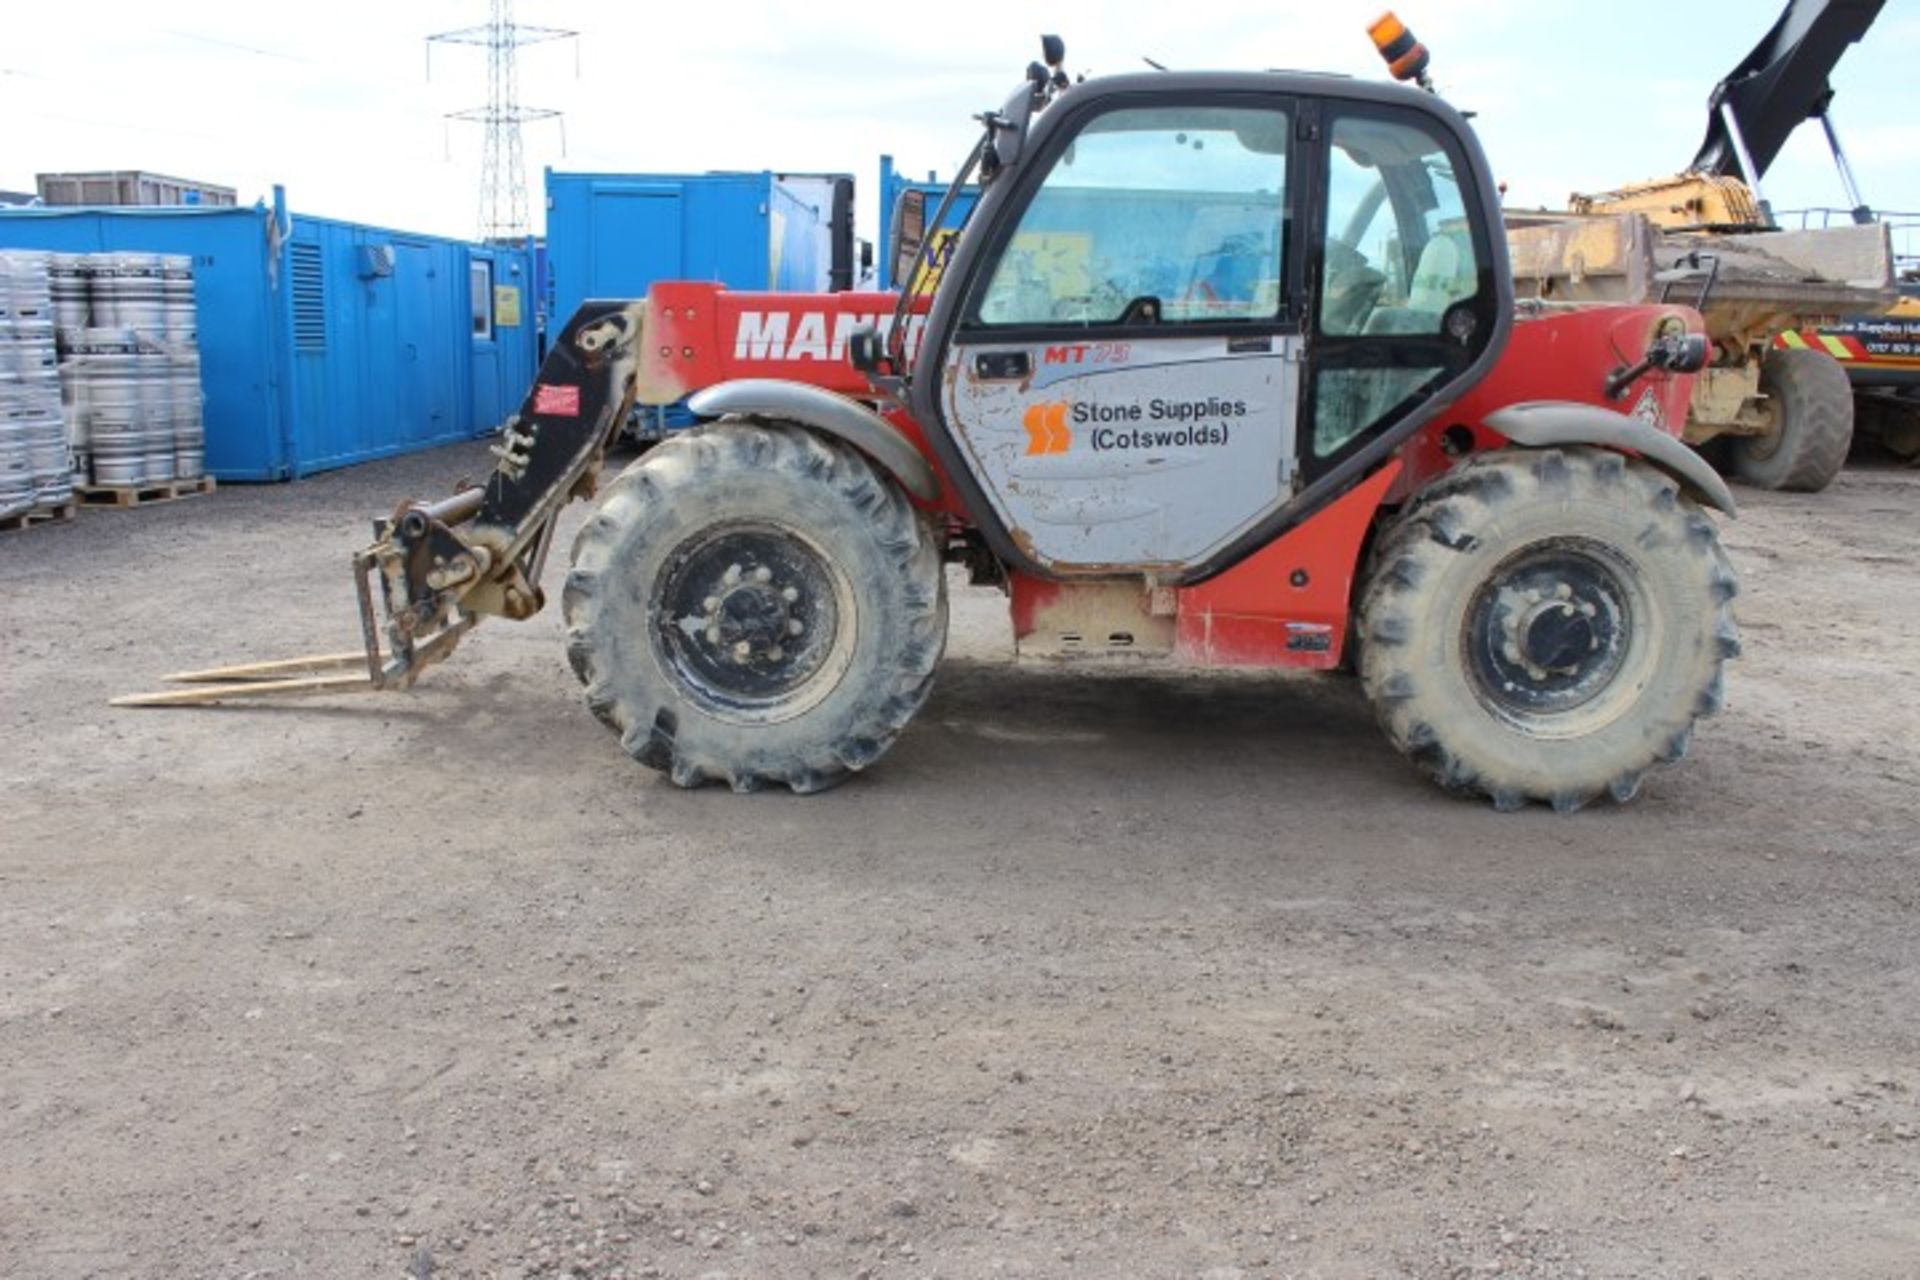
top-left (0, 501), bottom-right (78, 533)
top-left (77, 476), bottom-right (218, 509)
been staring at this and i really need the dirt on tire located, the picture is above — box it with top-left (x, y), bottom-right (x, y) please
top-left (1359, 446), bottom-right (1737, 811)
top-left (562, 422), bottom-right (946, 793)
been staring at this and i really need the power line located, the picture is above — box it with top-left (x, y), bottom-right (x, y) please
top-left (160, 28), bottom-right (313, 63)
top-left (427, 0), bottom-right (576, 241)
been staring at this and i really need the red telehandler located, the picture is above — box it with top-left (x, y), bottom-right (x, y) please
top-left (122, 31), bottom-right (1740, 811)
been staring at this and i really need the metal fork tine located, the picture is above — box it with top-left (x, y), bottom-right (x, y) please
top-left (160, 653), bottom-right (372, 684)
top-left (111, 673), bottom-right (377, 707)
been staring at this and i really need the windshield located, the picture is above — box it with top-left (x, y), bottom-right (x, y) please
top-left (973, 105), bottom-right (1290, 327)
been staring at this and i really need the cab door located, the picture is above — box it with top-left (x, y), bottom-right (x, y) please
top-left (1303, 104), bottom-right (1499, 483)
top-left (935, 98), bottom-right (1302, 575)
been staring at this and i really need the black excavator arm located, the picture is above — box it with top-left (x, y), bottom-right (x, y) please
top-left (115, 300), bottom-right (648, 706)
top-left (1690, 0), bottom-right (1883, 220)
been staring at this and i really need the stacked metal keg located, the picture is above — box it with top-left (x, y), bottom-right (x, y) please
top-left (0, 250), bottom-right (73, 518)
top-left (49, 254), bottom-right (89, 489)
top-left (68, 327), bottom-right (146, 487)
top-left (162, 256), bottom-right (204, 481)
top-left (54, 251), bottom-right (205, 489)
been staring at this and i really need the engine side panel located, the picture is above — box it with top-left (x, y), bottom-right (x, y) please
top-left (1396, 303), bottom-right (1705, 499)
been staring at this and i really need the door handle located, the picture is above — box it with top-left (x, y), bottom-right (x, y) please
top-left (973, 350), bottom-right (1030, 380)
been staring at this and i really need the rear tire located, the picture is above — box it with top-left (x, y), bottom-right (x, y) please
top-left (1358, 447), bottom-right (1739, 812)
top-left (563, 422), bottom-right (947, 793)
top-left (1731, 347), bottom-right (1853, 492)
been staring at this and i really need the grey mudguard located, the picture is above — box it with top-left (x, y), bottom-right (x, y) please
top-left (687, 379), bottom-right (940, 504)
top-left (1485, 401), bottom-right (1737, 518)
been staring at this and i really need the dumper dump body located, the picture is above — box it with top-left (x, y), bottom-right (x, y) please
top-left (1506, 213), bottom-right (1895, 443)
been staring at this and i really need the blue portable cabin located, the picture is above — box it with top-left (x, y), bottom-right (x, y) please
top-left (875, 154), bottom-right (979, 291)
top-left (0, 189), bottom-right (537, 481)
top-left (544, 169), bottom-right (856, 324)
top-left (545, 169), bottom-right (855, 432)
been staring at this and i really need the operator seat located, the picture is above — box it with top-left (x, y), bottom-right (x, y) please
top-left (1362, 224), bottom-right (1475, 335)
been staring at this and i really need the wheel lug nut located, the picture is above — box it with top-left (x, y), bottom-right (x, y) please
top-left (786, 618), bottom-right (803, 636)
top-left (732, 641), bottom-right (751, 661)
top-left (766, 646), bottom-right (784, 662)
top-left (781, 586), bottom-right (799, 603)
top-left (705, 627), bottom-right (721, 644)
top-left (724, 564), bottom-right (742, 585)
top-left (703, 595), bottom-right (720, 612)
top-left (753, 566), bottom-right (772, 583)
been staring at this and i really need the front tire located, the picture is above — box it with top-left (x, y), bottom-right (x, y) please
top-left (563, 422), bottom-right (947, 793)
top-left (1731, 347), bottom-right (1853, 492)
top-left (1359, 447), bottom-right (1739, 812)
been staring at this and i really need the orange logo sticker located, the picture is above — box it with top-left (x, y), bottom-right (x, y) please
top-left (1022, 402), bottom-right (1072, 455)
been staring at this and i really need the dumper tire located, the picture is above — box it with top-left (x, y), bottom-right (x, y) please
top-left (1358, 447), bottom-right (1739, 813)
top-left (563, 421), bottom-right (946, 794)
top-left (1731, 347), bottom-right (1853, 492)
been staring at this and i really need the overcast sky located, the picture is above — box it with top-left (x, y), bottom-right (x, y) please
top-left (2, 0), bottom-right (1915, 245)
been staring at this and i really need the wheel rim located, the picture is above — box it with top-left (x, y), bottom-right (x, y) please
top-left (1462, 539), bottom-right (1648, 735)
top-left (652, 521), bottom-right (855, 725)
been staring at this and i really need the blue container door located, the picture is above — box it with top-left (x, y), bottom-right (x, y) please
top-left (286, 239), bottom-right (334, 474)
top-left (466, 250), bottom-right (534, 434)
top-left (467, 253), bottom-right (500, 434)
top-left (361, 250), bottom-right (401, 461)
top-left (587, 189), bottom-right (683, 304)
top-left (393, 242), bottom-right (456, 445)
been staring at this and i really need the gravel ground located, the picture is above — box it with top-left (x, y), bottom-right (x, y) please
top-left (3, 442), bottom-right (1918, 1279)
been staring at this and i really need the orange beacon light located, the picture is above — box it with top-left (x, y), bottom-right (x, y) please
top-left (1369, 12), bottom-right (1433, 90)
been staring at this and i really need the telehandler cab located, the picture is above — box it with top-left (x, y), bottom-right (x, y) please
top-left (122, 34), bottom-right (1741, 811)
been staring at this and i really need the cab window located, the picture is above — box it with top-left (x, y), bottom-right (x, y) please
top-left (1319, 115), bottom-right (1479, 337)
top-left (971, 104), bottom-right (1290, 328)
top-left (1311, 110), bottom-right (1485, 461)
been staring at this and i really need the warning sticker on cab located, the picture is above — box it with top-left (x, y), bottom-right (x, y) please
top-left (532, 384), bottom-right (581, 416)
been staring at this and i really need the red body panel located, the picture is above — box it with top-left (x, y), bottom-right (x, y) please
top-left (1395, 303), bottom-right (1703, 501)
top-left (641, 282), bottom-right (924, 402)
top-left (1172, 462), bottom-right (1401, 669)
top-left (636, 284), bottom-right (1704, 670)
top-left (1005, 466), bottom-right (1393, 671)
top-left (640, 283), bottom-right (967, 515)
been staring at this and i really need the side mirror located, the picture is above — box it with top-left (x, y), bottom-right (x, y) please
top-left (848, 326), bottom-right (884, 373)
top-left (1041, 34), bottom-right (1065, 67)
top-left (889, 188), bottom-right (927, 292)
top-left (1668, 332), bottom-right (1711, 374)
top-left (1605, 329), bottom-right (1714, 399)
top-left (859, 239), bottom-right (874, 273)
